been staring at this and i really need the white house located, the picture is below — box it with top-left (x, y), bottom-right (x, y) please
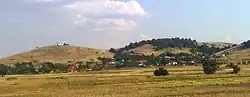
top-left (54, 42), bottom-right (69, 46)
top-left (54, 42), bottom-right (63, 46)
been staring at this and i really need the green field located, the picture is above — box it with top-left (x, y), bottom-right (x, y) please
top-left (1, 66), bottom-right (250, 97)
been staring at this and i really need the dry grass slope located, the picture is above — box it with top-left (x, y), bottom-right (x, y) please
top-left (215, 44), bottom-right (250, 63)
top-left (219, 48), bottom-right (250, 63)
top-left (130, 44), bottom-right (192, 56)
top-left (199, 42), bottom-right (234, 48)
top-left (0, 45), bottom-right (114, 65)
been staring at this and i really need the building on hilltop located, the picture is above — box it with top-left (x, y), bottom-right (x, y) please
top-left (54, 42), bottom-right (70, 46)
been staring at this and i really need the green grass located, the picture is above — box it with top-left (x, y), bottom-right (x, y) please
top-left (1, 65), bottom-right (250, 97)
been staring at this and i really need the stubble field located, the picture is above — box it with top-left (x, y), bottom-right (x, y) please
top-left (1, 65), bottom-right (250, 97)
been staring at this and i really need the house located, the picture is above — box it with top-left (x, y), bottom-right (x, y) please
top-left (172, 62), bottom-right (178, 65)
top-left (54, 42), bottom-right (70, 46)
top-left (167, 62), bottom-right (178, 66)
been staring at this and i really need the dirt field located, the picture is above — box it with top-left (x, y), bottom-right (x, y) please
top-left (1, 66), bottom-right (250, 97)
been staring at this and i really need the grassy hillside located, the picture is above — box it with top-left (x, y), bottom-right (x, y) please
top-left (129, 44), bottom-right (192, 56)
top-left (217, 47), bottom-right (250, 63)
top-left (122, 41), bottom-right (232, 56)
top-left (215, 41), bottom-right (250, 63)
top-left (199, 42), bottom-right (235, 48)
top-left (0, 45), bottom-right (114, 65)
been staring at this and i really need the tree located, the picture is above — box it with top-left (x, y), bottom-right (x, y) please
top-left (38, 62), bottom-right (56, 73)
top-left (232, 66), bottom-right (241, 74)
top-left (54, 63), bottom-right (69, 73)
top-left (202, 59), bottom-right (219, 74)
top-left (77, 61), bottom-right (87, 72)
top-left (0, 64), bottom-right (9, 77)
top-left (12, 62), bottom-right (37, 74)
top-left (109, 48), bottom-right (117, 53)
top-left (226, 63), bottom-right (241, 74)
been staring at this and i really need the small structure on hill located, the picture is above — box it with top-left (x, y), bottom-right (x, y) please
top-left (54, 42), bottom-right (70, 46)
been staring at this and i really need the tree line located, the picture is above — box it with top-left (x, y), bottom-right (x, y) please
top-left (0, 60), bottom-right (113, 77)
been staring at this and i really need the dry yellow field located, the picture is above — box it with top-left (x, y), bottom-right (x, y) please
top-left (1, 66), bottom-right (250, 97)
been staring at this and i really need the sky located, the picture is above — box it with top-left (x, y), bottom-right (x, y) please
top-left (1, 0), bottom-right (250, 57)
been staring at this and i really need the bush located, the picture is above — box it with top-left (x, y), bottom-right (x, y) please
top-left (242, 61), bottom-right (247, 65)
top-left (202, 59), bottom-right (219, 74)
top-left (225, 63), bottom-right (241, 74)
top-left (154, 67), bottom-right (169, 76)
top-left (154, 69), bottom-right (161, 76)
top-left (232, 65), bottom-right (241, 74)
top-left (232, 66), bottom-right (241, 74)
top-left (237, 62), bottom-right (241, 65)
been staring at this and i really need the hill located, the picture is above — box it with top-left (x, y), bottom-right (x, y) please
top-left (0, 37), bottom-right (239, 65)
top-left (129, 44), bottom-right (193, 56)
top-left (0, 45), bottom-right (114, 65)
top-left (198, 42), bottom-right (235, 48)
top-left (216, 40), bottom-right (250, 63)
top-left (111, 38), bottom-right (230, 56)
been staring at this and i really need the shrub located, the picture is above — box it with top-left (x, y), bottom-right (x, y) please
top-left (154, 67), bottom-right (169, 76)
top-left (232, 65), bottom-right (241, 74)
top-left (226, 63), bottom-right (241, 74)
top-left (237, 62), bottom-right (241, 65)
top-left (202, 59), bottom-right (219, 74)
top-left (232, 66), bottom-right (240, 74)
top-left (226, 63), bottom-right (235, 68)
top-left (154, 69), bottom-right (161, 76)
top-left (242, 61), bottom-right (247, 65)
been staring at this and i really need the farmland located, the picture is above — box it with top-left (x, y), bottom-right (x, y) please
top-left (1, 65), bottom-right (250, 97)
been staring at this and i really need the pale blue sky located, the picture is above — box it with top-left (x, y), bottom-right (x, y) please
top-left (1, 0), bottom-right (250, 57)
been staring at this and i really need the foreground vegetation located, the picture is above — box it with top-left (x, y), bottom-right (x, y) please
top-left (1, 65), bottom-right (250, 97)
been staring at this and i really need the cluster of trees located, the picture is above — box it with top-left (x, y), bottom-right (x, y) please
top-left (241, 40), bottom-right (250, 48)
top-left (111, 38), bottom-right (198, 53)
top-left (110, 37), bottom-right (231, 55)
top-left (0, 62), bottom-right (69, 77)
top-left (112, 51), bottom-right (209, 68)
top-left (202, 58), bottom-right (241, 74)
top-left (0, 60), bottom-right (113, 77)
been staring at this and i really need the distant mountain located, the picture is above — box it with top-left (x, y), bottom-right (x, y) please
top-left (0, 45), bottom-right (114, 65)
